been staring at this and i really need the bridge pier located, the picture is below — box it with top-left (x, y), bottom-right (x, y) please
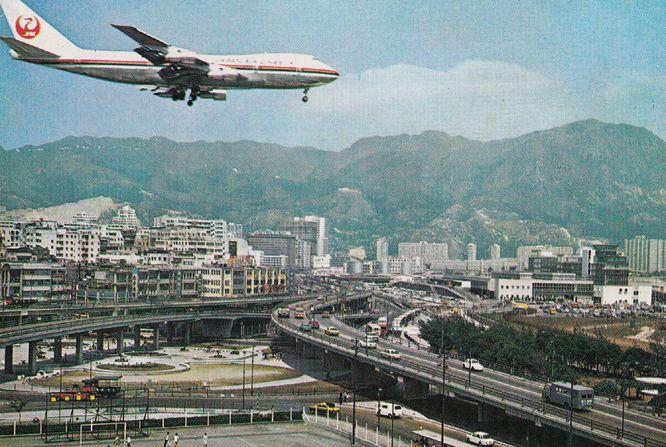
top-left (53, 337), bottom-right (62, 363)
top-left (183, 322), bottom-right (191, 345)
top-left (75, 333), bottom-right (84, 364)
top-left (96, 334), bottom-right (104, 353)
top-left (4, 345), bottom-right (13, 374)
top-left (403, 377), bottom-right (430, 399)
top-left (28, 340), bottom-right (38, 376)
top-left (134, 326), bottom-right (141, 349)
top-left (116, 330), bottom-right (125, 355)
top-left (152, 324), bottom-right (160, 350)
top-left (167, 322), bottom-right (175, 344)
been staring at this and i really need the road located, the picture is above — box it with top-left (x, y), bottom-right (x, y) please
top-left (275, 294), bottom-right (665, 447)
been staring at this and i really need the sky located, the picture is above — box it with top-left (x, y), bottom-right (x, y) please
top-left (0, 0), bottom-right (663, 150)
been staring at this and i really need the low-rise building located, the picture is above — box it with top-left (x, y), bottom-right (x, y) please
top-left (492, 272), bottom-right (594, 304)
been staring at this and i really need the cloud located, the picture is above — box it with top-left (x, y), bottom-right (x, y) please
top-left (286, 60), bottom-right (586, 148)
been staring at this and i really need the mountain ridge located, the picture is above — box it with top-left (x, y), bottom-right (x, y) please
top-left (1, 119), bottom-right (663, 257)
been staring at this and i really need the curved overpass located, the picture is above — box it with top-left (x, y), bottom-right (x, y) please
top-left (272, 294), bottom-right (665, 447)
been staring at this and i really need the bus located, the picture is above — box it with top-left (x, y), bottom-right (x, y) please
top-left (542, 382), bottom-right (594, 411)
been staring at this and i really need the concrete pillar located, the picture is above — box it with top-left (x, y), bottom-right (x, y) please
top-left (28, 341), bottom-right (38, 375)
top-left (4, 345), bottom-right (13, 374)
top-left (96, 334), bottom-right (104, 353)
top-left (116, 330), bottom-right (125, 355)
top-left (152, 324), bottom-right (160, 350)
top-left (134, 326), bottom-right (141, 349)
top-left (53, 337), bottom-right (62, 363)
top-left (75, 334), bottom-right (84, 364)
top-left (183, 322), bottom-right (191, 345)
top-left (166, 322), bottom-right (175, 344)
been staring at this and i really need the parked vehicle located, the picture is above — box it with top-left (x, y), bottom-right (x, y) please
top-left (309, 402), bottom-right (340, 413)
top-left (325, 326), bottom-right (340, 336)
top-left (377, 401), bottom-right (402, 418)
top-left (380, 348), bottom-right (401, 360)
top-left (466, 431), bottom-right (495, 446)
top-left (463, 358), bottom-right (484, 372)
top-left (542, 382), bottom-right (594, 411)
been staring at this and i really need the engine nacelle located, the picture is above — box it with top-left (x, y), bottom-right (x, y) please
top-left (198, 89), bottom-right (228, 101)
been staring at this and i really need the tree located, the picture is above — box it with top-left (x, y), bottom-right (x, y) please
top-left (8, 398), bottom-right (28, 423)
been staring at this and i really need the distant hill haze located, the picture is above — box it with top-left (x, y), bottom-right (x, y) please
top-left (1, 119), bottom-right (664, 257)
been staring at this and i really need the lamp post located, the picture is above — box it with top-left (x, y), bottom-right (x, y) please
top-left (250, 343), bottom-right (255, 397)
top-left (440, 312), bottom-right (446, 447)
top-left (377, 383), bottom-right (382, 431)
top-left (390, 400), bottom-right (395, 447)
top-left (241, 322), bottom-right (246, 409)
top-left (352, 338), bottom-right (358, 445)
top-left (568, 379), bottom-right (574, 447)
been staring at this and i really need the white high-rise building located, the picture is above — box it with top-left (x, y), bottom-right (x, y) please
top-left (398, 241), bottom-right (448, 264)
top-left (280, 215), bottom-right (329, 262)
top-left (624, 236), bottom-right (666, 274)
top-left (467, 243), bottom-right (477, 261)
top-left (112, 204), bottom-right (141, 228)
top-left (376, 238), bottom-right (389, 261)
top-left (490, 243), bottom-right (501, 260)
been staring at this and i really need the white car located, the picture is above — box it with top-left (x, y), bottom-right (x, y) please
top-left (360, 339), bottom-right (377, 349)
top-left (463, 359), bottom-right (484, 372)
top-left (466, 431), bottom-right (495, 446)
top-left (380, 348), bottom-right (401, 360)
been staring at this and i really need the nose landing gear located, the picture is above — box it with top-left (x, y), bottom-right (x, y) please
top-left (302, 88), bottom-right (310, 103)
top-left (187, 87), bottom-right (200, 107)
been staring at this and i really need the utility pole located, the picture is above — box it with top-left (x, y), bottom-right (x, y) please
top-left (390, 400), bottom-right (395, 447)
top-left (568, 380), bottom-right (574, 447)
top-left (440, 313), bottom-right (446, 447)
top-left (250, 344), bottom-right (255, 397)
top-left (241, 322), bottom-right (246, 409)
top-left (352, 338), bottom-right (358, 445)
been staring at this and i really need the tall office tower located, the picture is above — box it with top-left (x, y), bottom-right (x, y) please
top-left (489, 243), bottom-right (501, 260)
top-left (376, 238), bottom-right (389, 261)
top-left (279, 216), bottom-right (329, 258)
top-left (624, 235), bottom-right (666, 274)
top-left (467, 243), bottom-right (477, 261)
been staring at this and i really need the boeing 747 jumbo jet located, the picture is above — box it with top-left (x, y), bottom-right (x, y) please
top-left (0, 0), bottom-right (339, 105)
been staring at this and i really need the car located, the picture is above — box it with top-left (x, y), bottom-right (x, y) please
top-left (277, 308), bottom-right (290, 318)
top-left (463, 358), bottom-right (484, 372)
top-left (360, 339), bottom-right (377, 349)
top-left (309, 402), bottom-right (340, 414)
top-left (377, 401), bottom-right (402, 418)
top-left (310, 320), bottom-right (320, 330)
top-left (299, 323), bottom-right (312, 332)
top-left (466, 431), bottom-right (495, 446)
top-left (324, 327), bottom-right (340, 336)
top-left (322, 311), bottom-right (331, 318)
top-left (380, 348), bottom-right (401, 360)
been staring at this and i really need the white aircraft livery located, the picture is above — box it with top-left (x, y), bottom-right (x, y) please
top-left (0, 0), bottom-right (339, 105)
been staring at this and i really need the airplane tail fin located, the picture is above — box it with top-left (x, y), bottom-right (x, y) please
top-left (0, 0), bottom-right (79, 56)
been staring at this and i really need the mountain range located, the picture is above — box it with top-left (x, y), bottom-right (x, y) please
top-left (1, 119), bottom-right (664, 258)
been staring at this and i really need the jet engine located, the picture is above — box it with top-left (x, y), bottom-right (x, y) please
top-left (198, 89), bottom-right (228, 101)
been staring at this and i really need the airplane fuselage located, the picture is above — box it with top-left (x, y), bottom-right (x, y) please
top-left (13, 49), bottom-right (339, 90)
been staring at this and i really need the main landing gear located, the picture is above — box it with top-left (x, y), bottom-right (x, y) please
top-left (171, 87), bottom-right (200, 106)
top-left (302, 88), bottom-right (310, 103)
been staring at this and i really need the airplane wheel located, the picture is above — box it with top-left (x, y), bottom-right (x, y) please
top-left (302, 96), bottom-right (309, 103)
top-left (187, 100), bottom-right (194, 107)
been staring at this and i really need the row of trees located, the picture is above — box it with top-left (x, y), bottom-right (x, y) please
top-left (419, 317), bottom-right (665, 383)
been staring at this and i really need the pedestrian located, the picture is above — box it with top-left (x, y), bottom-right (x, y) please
top-left (164, 432), bottom-right (170, 447)
top-left (126, 436), bottom-right (132, 447)
top-left (203, 432), bottom-right (208, 447)
top-left (174, 432), bottom-right (179, 447)
top-left (338, 392), bottom-right (343, 405)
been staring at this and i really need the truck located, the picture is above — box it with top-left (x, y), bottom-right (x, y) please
top-left (542, 382), bottom-right (594, 411)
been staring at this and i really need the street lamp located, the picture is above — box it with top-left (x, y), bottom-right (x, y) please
top-left (377, 384), bottom-right (382, 430)
top-left (440, 312), bottom-right (446, 447)
top-left (390, 400), bottom-right (395, 447)
top-left (241, 322), bottom-right (246, 409)
top-left (352, 338), bottom-right (358, 445)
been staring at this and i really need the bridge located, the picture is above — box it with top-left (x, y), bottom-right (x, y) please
top-left (272, 293), bottom-right (666, 447)
top-left (0, 293), bottom-right (322, 376)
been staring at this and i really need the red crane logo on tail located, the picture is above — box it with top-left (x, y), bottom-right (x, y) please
top-left (15, 15), bottom-right (41, 39)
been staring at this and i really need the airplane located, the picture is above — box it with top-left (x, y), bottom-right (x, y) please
top-left (0, 0), bottom-right (339, 105)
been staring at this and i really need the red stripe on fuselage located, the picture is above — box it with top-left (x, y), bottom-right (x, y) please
top-left (25, 58), bottom-right (340, 75)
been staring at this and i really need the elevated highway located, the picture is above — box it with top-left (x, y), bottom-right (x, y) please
top-left (272, 294), bottom-right (665, 447)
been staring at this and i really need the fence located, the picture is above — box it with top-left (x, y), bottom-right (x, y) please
top-left (0, 408), bottom-right (303, 439)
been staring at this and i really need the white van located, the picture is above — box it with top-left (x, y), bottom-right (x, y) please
top-left (377, 401), bottom-right (403, 418)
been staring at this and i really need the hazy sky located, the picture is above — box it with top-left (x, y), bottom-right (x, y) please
top-left (0, 0), bottom-right (663, 150)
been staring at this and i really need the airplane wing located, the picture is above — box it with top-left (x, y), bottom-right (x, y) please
top-left (111, 25), bottom-right (169, 50)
